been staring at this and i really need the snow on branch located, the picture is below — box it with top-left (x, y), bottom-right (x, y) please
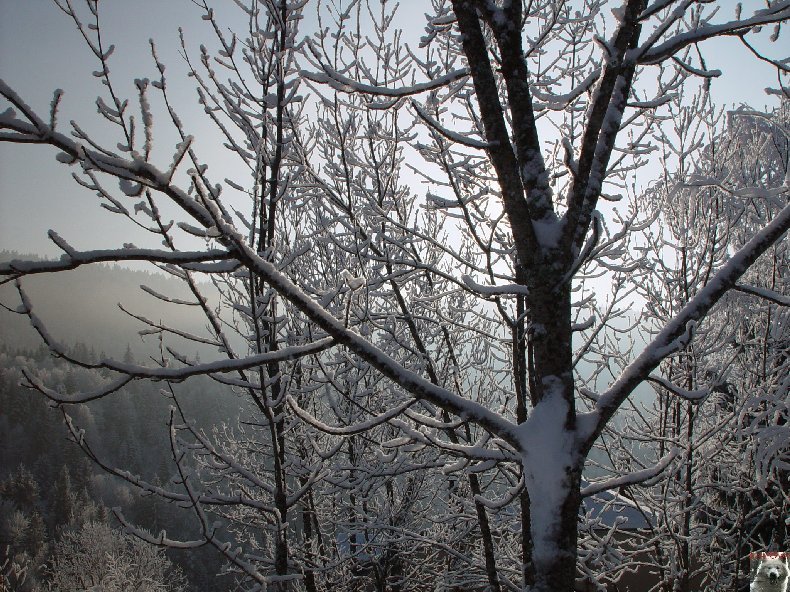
top-left (647, 374), bottom-right (709, 403)
top-left (473, 478), bottom-right (523, 511)
top-left (0, 247), bottom-right (236, 279)
top-left (0, 78), bottom-right (47, 132)
top-left (530, 68), bottom-right (602, 111)
top-left (12, 275), bottom-right (330, 396)
top-left (639, 0), bottom-right (680, 22)
top-left (733, 283), bottom-right (790, 306)
top-left (571, 316), bottom-right (596, 332)
top-left (581, 447), bottom-right (678, 498)
top-left (462, 274), bottom-right (530, 297)
top-left (113, 509), bottom-right (208, 550)
top-left (287, 394), bottom-right (415, 436)
top-left (14, 279), bottom-right (74, 358)
top-left (139, 284), bottom-right (202, 306)
top-left (23, 368), bottom-right (133, 405)
top-left (411, 100), bottom-right (493, 149)
top-left (94, 337), bottom-right (335, 381)
top-left (671, 57), bottom-right (722, 79)
top-left (301, 41), bottom-right (469, 100)
top-left (388, 418), bottom-right (512, 462)
top-left (555, 212), bottom-right (602, 290)
top-left (637, 3), bottom-right (790, 65)
top-left (677, 177), bottom-right (788, 209)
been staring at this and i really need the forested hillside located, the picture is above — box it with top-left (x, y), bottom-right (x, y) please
top-left (0, 261), bottom-right (235, 590)
top-left (0, 344), bottom-right (235, 591)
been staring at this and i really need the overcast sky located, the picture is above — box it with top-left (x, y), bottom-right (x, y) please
top-left (1, 0), bottom-right (786, 258)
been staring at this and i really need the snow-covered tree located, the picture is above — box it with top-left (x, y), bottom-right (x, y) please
top-left (1, 1), bottom-right (788, 591)
top-left (45, 521), bottom-right (186, 592)
top-left (1, 541), bottom-right (34, 592)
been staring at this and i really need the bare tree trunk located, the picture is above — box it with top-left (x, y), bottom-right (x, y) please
top-left (468, 473), bottom-right (502, 592)
top-left (299, 474), bottom-right (319, 592)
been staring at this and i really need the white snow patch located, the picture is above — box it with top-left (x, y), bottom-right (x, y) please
top-left (518, 376), bottom-right (575, 567)
top-left (340, 269), bottom-right (365, 291)
top-left (462, 274), bottom-right (530, 296)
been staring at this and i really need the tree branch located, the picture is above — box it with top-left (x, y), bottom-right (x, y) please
top-left (580, 201), bottom-right (790, 452)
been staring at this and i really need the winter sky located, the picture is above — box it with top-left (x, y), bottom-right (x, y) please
top-left (0, 0), bottom-right (786, 258)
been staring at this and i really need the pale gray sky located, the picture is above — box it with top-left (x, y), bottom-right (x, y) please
top-left (0, 0), bottom-right (785, 258)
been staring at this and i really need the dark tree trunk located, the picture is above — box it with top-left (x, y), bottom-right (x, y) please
top-left (523, 276), bottom-right (581, 592)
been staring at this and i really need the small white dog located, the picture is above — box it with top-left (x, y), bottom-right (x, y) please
top-left (751, 554), bottom-right (790, 592)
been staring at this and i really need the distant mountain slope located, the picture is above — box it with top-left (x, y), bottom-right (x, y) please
top-left (0, 252), bottom-right (220, 359)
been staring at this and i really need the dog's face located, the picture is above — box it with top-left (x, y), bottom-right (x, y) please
top-left (755, 557), bottom-right (790, 585)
